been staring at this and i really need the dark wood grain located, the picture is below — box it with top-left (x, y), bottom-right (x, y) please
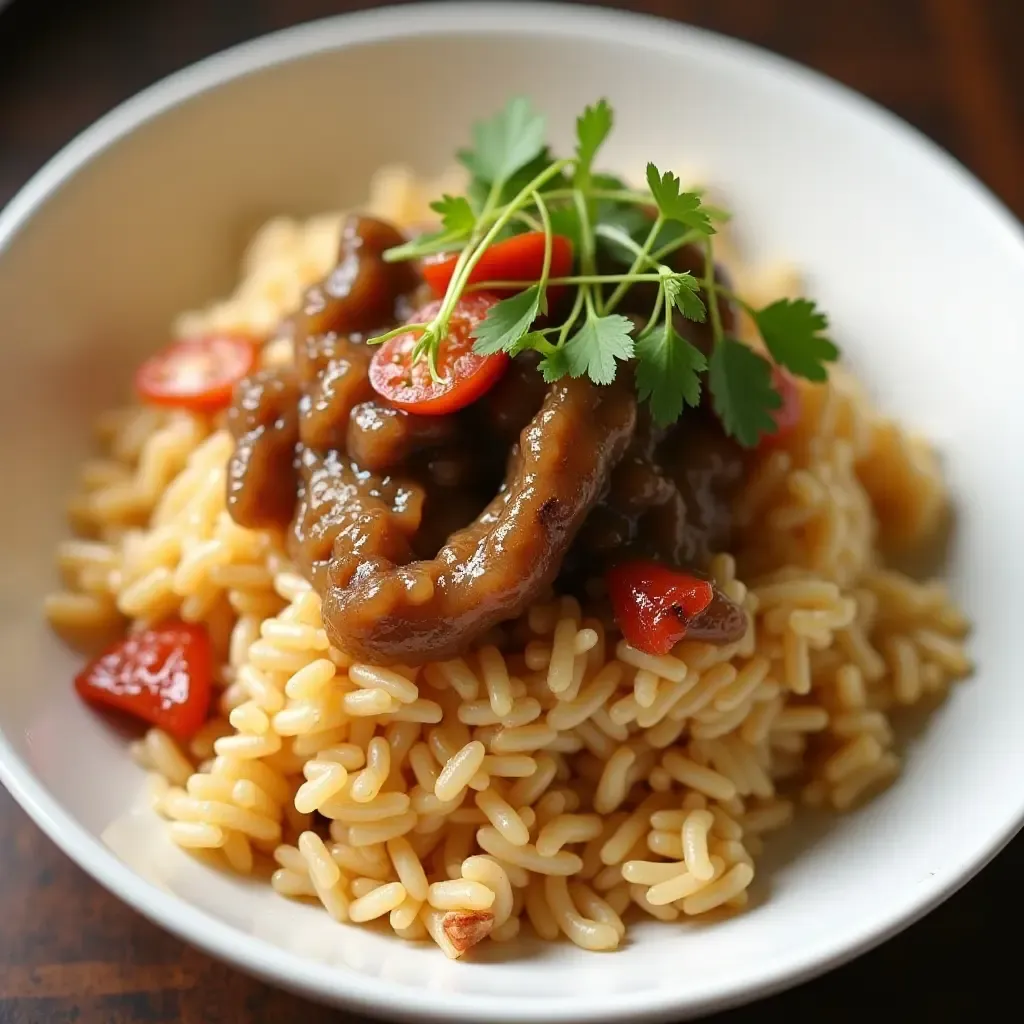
top-left (1, 1), bottom-right (1021, 1021)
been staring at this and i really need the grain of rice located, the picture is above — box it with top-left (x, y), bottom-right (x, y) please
top-left (427, 878), bottom-right (495, 912)
top-left (350, 882), bottom-right (407, 922)
top-left (321, 792), bottom-right (411, 823)
top-left (383, 698), bottom-right (444, 724)
top-left (630, 883), bottom-right (680, 922)
top-left (272, 867), bottom-right (317, 898)
top-left (213, 732), bottom-right (282, 760)
top-left (691, 701), bottom-right (755, 740)
top-left (461, 856), bottom-right (514, 926)
top-left (185, 775), bottom-right (235, 803)
top-left (284, 658), bottom-right (335, 700)
top-left (661, 751), bottom-right (737, 801)
top-left (681, 809), bottom-right (715, 881)
top-left (824, 733), bottom-right (884, 784)
top-left (837, 625), bottom-right (887, 682)
top-left (482, 754), bottom-right (537, 778)
top-left (229, 701), bottom-right (271, 735)
top-left (594, 746), bottom-right (636, 814)
top-left (347, 812), bottom-right (418, 847)
top-left (350, 737), bottom-right (391, 803)
top-left (349, 663), bottom-right (419, 704)
top-left (831, 710), bottom-right (893, 744)
top-left (636, 675), bottom-right (698, 729)
top-left (681, 862), bottom-right (754, 915)
top-left (713, 656), bottom-right (771, 712)
top-left (616, 642), bottom-right (688, 683)
top-left (535, 814), bottom-right (603, 857)
top-left (169, 822), bottom-right (226, 848)
top-left (831, 752), bottom-right (900, 809)
top-left (525, 879), bottom-right (561, 940)
top-left (490, 724), bottom-right (558, 754)
top-left (738, 695), bottom-right (783, 746)
top-left (544, 875), bottom-right (619, 951)
top-left (236, 665), bottom-right (286, 714)
top-left (144, 729), bottom-right (194, 786)
top-left (772, 706), bottom-right (830, 732)
top-left (644, 717), bottom-right (686, 750)
top-left (742, 800), bottom-right (794, 833)
top-left (475, 788), bottom-right (530, 846)
top-left (231, 780), bottom-right (278, 818)
top-left (710, 806), bottom-right (744, 841)
top-left (621, 860), bottom-right (684, 886)
top-left (298, 830), bottom-right (341, 889)
top-left (434, 740), bottom-right (487, 803)
top-left (647, 829), bottom-right (685, 860)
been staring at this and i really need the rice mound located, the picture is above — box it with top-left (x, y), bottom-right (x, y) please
top-left (46, 167), bottom-right (971, 958)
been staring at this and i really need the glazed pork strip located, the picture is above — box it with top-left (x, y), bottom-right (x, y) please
top-left (322, 376), bottom-right (636, 663)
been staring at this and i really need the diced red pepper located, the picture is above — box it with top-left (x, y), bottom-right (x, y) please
top-left (606, 560), bottom-right (715, 656)
top-left (74, 621), bottom-right (213, 740)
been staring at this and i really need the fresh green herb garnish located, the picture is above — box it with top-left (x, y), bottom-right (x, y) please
top-left (373, 97), bottom-right (839, 445)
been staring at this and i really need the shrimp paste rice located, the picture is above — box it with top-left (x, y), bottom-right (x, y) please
top-left (46, 165), bottom-right (971, 958)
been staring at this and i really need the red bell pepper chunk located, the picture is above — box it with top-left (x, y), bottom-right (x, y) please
top-left (74, 621), bottom-right (213, 741)
top-left (606, 560), bottom-right (715, 657)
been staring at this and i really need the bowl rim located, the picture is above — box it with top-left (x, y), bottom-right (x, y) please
top-left (2, 3), bottom-right (1023, 1021)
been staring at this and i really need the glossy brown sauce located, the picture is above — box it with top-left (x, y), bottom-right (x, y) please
top-left (226, 215), bottom-right (747, 663)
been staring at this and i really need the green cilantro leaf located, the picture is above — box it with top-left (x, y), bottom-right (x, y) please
top-left (471, 286), bottom-right (541, 355)
top-left (509, 331), bottom-right (548, 357)
top-left (646, 164), bottom-right (714, 236)
top-left (663, 273), bottom-right (706, 322)
top-left (458, 96), bottom-right (547, 189)
top-left (753, 298), bottom-right (838, 381)
top-left (467, 150), bottom-right (570, 220)
top-left (574, 99), bottom-right (613, 191)
top-left (634, 322), bottom-right (707, 426)
top-left (538, 345), bottom-right (571, 383)
top-left (429, 194), bottom-right (476, 236)
top-left (563, 314), bottom-right (635, 385)
top-left (708, 338), bottom-right (781, 446)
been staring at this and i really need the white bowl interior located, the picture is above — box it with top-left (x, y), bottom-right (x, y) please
top-left (1, 6), bottom-right (1023, 1021)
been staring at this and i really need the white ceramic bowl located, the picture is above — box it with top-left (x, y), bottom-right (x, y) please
top-left (1, 4), bottom-right (1022, 1021)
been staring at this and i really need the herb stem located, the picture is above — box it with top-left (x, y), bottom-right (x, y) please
top-left (366, 321), bottom-right (430, 347)
top-left (703, 238), bottom-right (724, 345)
top-left (714, 284), bottom-right (757, 317)
top-left (604, 214), bottom-right (665, 313)
top-left (533, 190), bottom-right (555, 309)
top-left (651, 228), bottom-right (705, 264)
top-left (557, 281), bottom-right (587, 347)
top-left (466, 272), bottom-right (688, 290)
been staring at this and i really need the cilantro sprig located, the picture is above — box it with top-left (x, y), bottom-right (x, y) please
top-left (372, 97), bottom-right (839, 445)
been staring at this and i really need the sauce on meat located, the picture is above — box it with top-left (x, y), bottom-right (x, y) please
top-left (226, 214), bottom-right (747, 663)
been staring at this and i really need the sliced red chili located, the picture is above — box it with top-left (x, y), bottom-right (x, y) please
top-left (74, 621), bottom-right (213, 740)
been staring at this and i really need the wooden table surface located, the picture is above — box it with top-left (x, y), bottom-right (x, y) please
top-left (1, 1), bottom-right (1021, 1021)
